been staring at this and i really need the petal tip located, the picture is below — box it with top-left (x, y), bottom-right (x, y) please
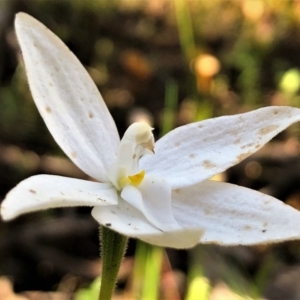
top-left (0, 204), bottom-right (14, 221)
top-left (15, 13), bottom-right (45, 37)
top-left (15, 12), bottom-right (34, 24)
top-left (15, 12), bottom-right (31, 29)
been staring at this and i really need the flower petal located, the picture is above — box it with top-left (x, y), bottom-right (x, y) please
top-left (0, 175), bottom-right (118, 221)
top-left (15, 13), bottom-right (119, 182)
top-left (141, 106), bottom-right (300, 188)
top-left (121, 175), bottom-right (179, 231)
top-left (172, 180), bottom-right (300, 245)
top-left (139, 228), bottom-right (204, 249)
top-left (91, 200), bottom-right (203, 248)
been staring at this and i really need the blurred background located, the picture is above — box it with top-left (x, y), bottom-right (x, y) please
top-left (2, 0), bottom-right (300, 299)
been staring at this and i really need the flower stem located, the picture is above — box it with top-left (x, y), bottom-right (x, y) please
top-left (99, 226), bottom-right (128, 300)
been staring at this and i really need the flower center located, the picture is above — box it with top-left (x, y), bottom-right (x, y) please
top-left (108, 122), bottom-right (154, 191)
top-left (119, 170), bottom-right (145, 189)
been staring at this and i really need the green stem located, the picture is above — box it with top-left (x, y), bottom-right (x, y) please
top-left (132, 241), bottom-right (148, 298)
top-left (141, 244), bottom-right (163, 300)
top-left (99, 226), bottom-right (128, 300)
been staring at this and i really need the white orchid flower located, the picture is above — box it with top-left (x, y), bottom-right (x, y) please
top-left (2, 13), bottom-right (300, 249)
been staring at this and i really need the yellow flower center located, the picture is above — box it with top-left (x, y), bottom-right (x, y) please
top-left (108, 122), bottom-right (154, 190)
top-left (119, 170), bottom-right (145, 189)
